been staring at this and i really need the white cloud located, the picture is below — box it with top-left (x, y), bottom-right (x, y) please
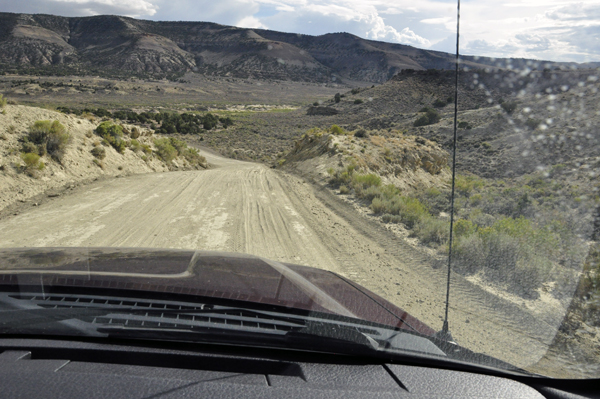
top-left (420, 17), bottom-right (450, 25)
top-left (2, 0), bottom-right (158, 17)
top-left (149, 0), bottom-right (260, 26)
top-left (368, 24), bottom-right (431, 47)
top-left (545, 2), bottom-right (600, 22)
top-left (380, 7), bottom-right (403, 15)
top-left (237, 15), bottom-right (267, 29)
top-left (52, 0), bottom-right (157, 13)
top-left (259, 1), bottom-right (432, 46)
top-left (430, 34), bottom-right (457, 54)
top-left (456, 0), bottom-right (600, 62)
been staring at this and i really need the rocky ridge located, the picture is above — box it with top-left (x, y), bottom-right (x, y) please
top-left (0, 12), bottom-right (574, 84)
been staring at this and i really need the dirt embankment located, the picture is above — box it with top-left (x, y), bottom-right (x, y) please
top-left (280, 129), bottom-right (450, 190)
top-left (0, 104), bottom-right (205, 216)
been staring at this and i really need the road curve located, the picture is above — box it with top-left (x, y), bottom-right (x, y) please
top-left (0, 150), bottom-right (564, 371)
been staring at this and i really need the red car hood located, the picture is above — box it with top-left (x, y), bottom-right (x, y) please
top-left (0, 247), bottom-right (435, 336)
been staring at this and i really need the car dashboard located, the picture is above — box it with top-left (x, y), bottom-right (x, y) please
top-left (0, 337), bottom-right (596, 398)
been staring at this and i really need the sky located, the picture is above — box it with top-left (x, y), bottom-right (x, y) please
top-left (1, 0), bottom-right (599, 63)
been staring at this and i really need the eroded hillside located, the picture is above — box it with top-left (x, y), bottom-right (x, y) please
top-left (0, 102), bottom-right (207, 215)
top-left (0, 12), bottom-right (564, 83)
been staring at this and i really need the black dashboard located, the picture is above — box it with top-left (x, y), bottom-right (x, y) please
top-left (1, 338), bottom-right (596, 398)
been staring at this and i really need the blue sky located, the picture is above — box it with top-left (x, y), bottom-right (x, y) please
top-left (2, 0), bottom-right (599, 63)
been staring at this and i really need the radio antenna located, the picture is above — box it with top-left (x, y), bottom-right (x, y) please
top-left (441, 0), bottom-right (461, 340)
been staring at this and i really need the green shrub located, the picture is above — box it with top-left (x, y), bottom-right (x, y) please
top-left (91, 146), bottom-right (106, 159)
top-left (334, 93), bottom-right (341, 103)
top-left (433, 99), bottom-right (447, 107)
top-left (96, 121), bottom-right (122, 138)
top-left (95, 122), bottom-right (125, 154)
top-left (47, 129), bottom-right (70, 162)
top-left (202, 113), bottom-right (219, 130)
top-left (21, 152), bottom-right (41, 167)
top-left (359, 185), bottom-right (381, 201)
top-left (21, 141), bottom-right (39, 155)
top-left (381, 214), bottom-right (403, 223)
top-left (354, 99), bottom-right (363, 104)
top-left (413, 108), bottom-right (440, 127)
top-left (153, 138), bottom-right (177, 163)
top-left (414, 216), bottom-right (449, 245)
top-left (425, 108), bottom-right (440, 123)
top-left (458, 121), bottom-right (470, 129)
top-left (168, 137), bottom-right (188, 156)
top-left (397, 197), bottom-right (429, 228)
top-left (141, 144), bottom-right (152, 155)
top-left (379, 184), bottom-right (401, 200)
top-left (372, 194), bottom-right (430, 228)
top-left (452, 234), bottom-right (486, 274)
top-left (339, 185), bottom-right (350, 194)
top-left (0, 94), bottom-right (7, 108)
top-left (371, 197), bottom-right (387, 214)
top-left (470, 193), bottom-right (483, 206)
top-left (330, 125), bottom-right (345, 135)
top-left (130, 139), bottom-right (141, 152)
top-left (453, 218), bottom-right (476, 238)
top-left (130, 127), bottom-right (141, 139)
top-left (447, 215), bottom-right (566, 295)
top-left (354, 129), bottom-right (368, 138)
top-left (27, 120), bottom-right (70, 162)
top-left (484, 231), bottom-right (520, 271)
top-left (413, 115), bottom-right (430, 127)
top-left (454, 174), bottom-right (483, 197)
top-left (21, 152), bottom-right (44, 175)
top-left (220, 116), bottom-right (234, 128)
top-left (28, 120), bottom-right (53, 144)
top-left (352, 173), bottom-right (381, 190)
top-left (425, 187), bottom-right (441, 197)
top-left (373, 196), bottom-right (397, 214)
top-left (182, 147), bottom-right (207, 167)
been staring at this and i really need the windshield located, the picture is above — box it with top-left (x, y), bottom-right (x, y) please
top-left (0, 0), bottom-right (598, 380)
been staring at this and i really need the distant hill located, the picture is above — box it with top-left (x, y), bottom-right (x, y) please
top-left (0, 12), bottom-right (578, 84)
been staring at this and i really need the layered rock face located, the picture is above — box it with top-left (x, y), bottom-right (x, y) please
top-left (0, 12), bottom-right (500, 83)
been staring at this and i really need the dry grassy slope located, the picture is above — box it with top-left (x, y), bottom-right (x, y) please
top-left (280, 130), bottom-right (450, 192)
top-left (0, 104), bottom-right (205, 214)
top-left (319, 69), bottom-right (600, 179)
top-left (330, 70), bottom-right (498, 119)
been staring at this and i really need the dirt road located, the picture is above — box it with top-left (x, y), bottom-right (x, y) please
top-left (0, 151), bottom-right (565, 371)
